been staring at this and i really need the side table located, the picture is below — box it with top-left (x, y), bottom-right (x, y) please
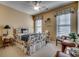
top-left (2, 36), bottom-right (14, 47)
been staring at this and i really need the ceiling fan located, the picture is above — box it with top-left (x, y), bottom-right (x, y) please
top-left (32, 1), bottom-right (48, 11)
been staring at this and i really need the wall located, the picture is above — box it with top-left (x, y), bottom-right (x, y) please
top-left (77, 2), bottom-right (79, 34)
top-left (0, 4), bottom-right (34, 35)
top-left (34, 2), bottom-right (78, 41)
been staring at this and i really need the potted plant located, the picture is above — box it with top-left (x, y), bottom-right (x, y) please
top-left (69, 32), bottom-right (77, 42)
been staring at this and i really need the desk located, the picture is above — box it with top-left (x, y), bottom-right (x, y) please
top-left (61, 40), bottom-right (75, 52)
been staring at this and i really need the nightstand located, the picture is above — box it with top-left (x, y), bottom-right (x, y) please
top-left (2, 35), bottom-right (14, 47)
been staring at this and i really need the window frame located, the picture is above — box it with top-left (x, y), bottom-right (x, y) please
top-left (56, 13), bottom-right (71, 37)
top-left (35, 19), bottom-right (42, 33)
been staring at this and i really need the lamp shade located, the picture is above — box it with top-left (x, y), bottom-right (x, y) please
top-left (4, 25), bottom-right (10, 29)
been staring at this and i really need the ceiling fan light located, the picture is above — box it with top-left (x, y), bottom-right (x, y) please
top-left (34, 5), bottom-right (40, 11)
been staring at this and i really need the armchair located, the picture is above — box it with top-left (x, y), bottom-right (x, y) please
top-left (56, 36), bottom-right (70, 46)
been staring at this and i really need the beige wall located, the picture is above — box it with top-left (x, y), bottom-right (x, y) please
top-left (0, 4), bottom-right (34, 35)
top-left (78, 2), bottom-right (79, 34)
top-left (34, 2), bottom-right (78, 41)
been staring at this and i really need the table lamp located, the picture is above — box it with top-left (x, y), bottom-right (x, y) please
top-left (4, 25), bottom-right (10, 35)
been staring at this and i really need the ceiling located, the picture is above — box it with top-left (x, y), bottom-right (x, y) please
top-left (0, 1), bottom-right (73, 15)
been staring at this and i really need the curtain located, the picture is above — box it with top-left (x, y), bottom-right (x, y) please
top-left (54, 7), bottom-right (75, 17)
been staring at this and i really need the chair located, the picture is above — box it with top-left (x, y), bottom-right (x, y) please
top-left (56, 36), bottom-right (69, 46)
top-left (56, 36), bottom-right (61, 46)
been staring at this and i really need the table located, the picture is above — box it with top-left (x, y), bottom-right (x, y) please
top-left (61, 40), bottom-right (75, 52)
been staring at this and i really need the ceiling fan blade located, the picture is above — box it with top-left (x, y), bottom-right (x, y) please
top-left (39, 6), bottom-right (48, 10)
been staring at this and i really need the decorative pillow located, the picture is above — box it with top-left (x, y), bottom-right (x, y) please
top-left (70, 48), bottom-right (79, 57)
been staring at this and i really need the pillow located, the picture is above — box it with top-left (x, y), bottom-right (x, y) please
top-left (56, 51), bottom-right (70, 57)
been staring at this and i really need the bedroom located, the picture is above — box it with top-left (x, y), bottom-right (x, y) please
top-left (0, 1), bottom-right (78, 57)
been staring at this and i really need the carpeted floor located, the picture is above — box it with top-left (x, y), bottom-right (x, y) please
top-left (30, 41), bottom-right (61, 57)
top-left (0, 41), bottom-right (61, 57)
top-left (0, 45), bottom-right (26, 57)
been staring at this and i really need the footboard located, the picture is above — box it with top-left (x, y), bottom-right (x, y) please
top-left (26, 33), bottom-right (48, 55)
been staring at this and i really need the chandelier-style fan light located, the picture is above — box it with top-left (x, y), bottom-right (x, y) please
top-left (33, 1), bottom-right (41, 11)
top-left (32, 1), bottom-right (48, 11)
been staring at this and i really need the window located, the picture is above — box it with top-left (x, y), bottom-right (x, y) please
top-left (56, 13), bottom-right (71, 37)
top-left (35, 19), bottom-right (42, 33)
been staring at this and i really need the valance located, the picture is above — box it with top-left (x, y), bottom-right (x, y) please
top-left (35, 15), bottom-right (43, 20)
top-left (54, 7), bottom-right (76, 17)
